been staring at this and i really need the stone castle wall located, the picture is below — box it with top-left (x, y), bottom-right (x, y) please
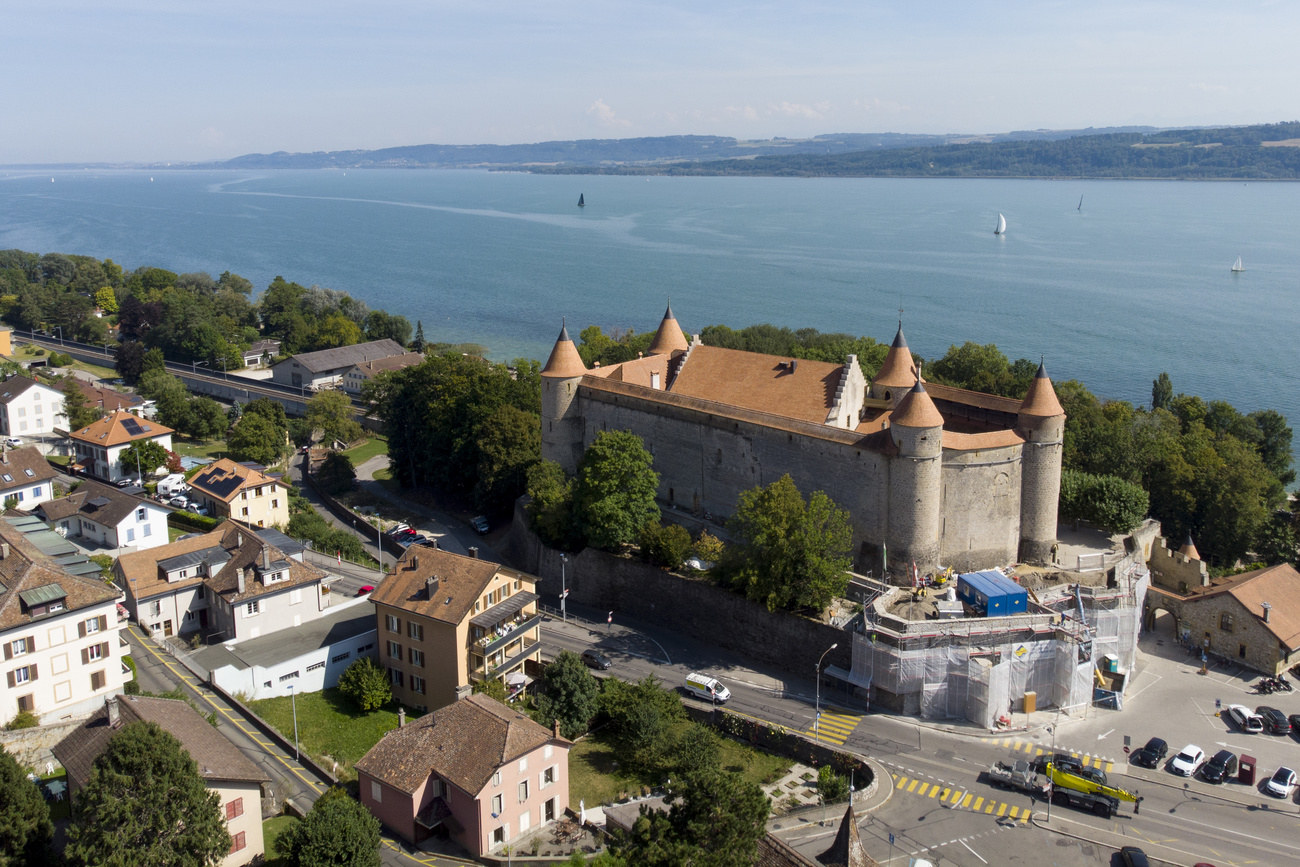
top-left (938, 445), bottom-right (1024, 571)
top-left (1148, 536), bottom-right (1210, 592)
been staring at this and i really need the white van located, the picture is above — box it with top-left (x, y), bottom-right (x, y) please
top-left (685, 672), bottom-right (731, 704)
top-left (156, 473), bottom-right (188, 497)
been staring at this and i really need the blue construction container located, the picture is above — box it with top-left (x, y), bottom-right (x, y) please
top-left (957, 570), bottom-right (1028, 616)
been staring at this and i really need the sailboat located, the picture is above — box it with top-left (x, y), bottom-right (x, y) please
top-left (577, 193), bottom-right (585, 208)
top-left (1077, 195), bottom-right (1083, 211)
top-left (994, 213), bottom-right (1006, 235)
top-left (1231, 256), bottom-right (1244, 273)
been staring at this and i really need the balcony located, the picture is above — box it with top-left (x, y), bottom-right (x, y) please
top-left (473, 639), bottom-right (541, 681)
top-left (477, 613), bottom-right (542, 656)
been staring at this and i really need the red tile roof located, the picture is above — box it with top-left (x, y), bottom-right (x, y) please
top-left (668, 345), bottom-right (842, 425)
top-left (540, 324), bottom-right (588, 378)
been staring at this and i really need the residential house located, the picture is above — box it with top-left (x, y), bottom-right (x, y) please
top-left (0, 375), bottom-right (66, 439)
top-left (369, 547), bottom-right (541, 713)
top-left (116, 524), bottom-right (329, 642)
top-left (54, 694), bottom-right (269, 867)
top-left (37, 480), bottom-right (169, 553)
top-left (65, 379), bottom-right (144, 416)
top-left (0, 447), bottom-right (59, 510)
top-left (0, 519), bottom-right (126, 722)
top-left (340, 352), bottom-right (424, 395)
top-left (268, 339), bottom-right (407, 391)
top-left (69, 409), bottom-right (174, 484)
top-left (241, 339), bottom-right (282, 369)
top-left (356, 694), bottom-right (570, 857)
top-left (188, 459), bottom-right (288, 528)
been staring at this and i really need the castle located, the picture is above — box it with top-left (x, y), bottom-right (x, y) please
top-left (540, 306), bottom-right (1065, 580)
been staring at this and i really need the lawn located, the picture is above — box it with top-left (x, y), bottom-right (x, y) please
top-left (261, 814), bottom-right (300, 866)
top-left (341, 436), bottom-right (388, 465)
top-left (567, 725), bottom-right (791, 808)
top-left (172, 437), bottom-right (228, 460)
top-left (248, 688), bottom-right (413, 780)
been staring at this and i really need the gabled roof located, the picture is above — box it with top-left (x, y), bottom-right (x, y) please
top-left (540, 322), bottom-right (587, 378)
top-left (347, 353), bottom-right (425, 378)
top-left (0, 375), bottom-right (62, 405)
top-left (370, 547), bottom-right (505, 626)
top-left (0, 519), bottom-right (119, 631)
top-left (1225, 564), bottom-right (1300, 651)
top-left (69, 409), bottom-right (173, 447)
top-left (37, 480), bottom-right (159, 528)
top-left (667, 345), bottom-right (842, 425)
top-left (277, 339), bottom-right (408, 373)
top-left (356, 694), bottom-right (563, 796)
top-left (204, 533), bottom-right (325, 603)
top-left (116, 524), bottom-right (246, 602)
top-left (54, 695), bottom-right (268, 792)
top-left (188, 458), bottom-right (278, 504)
top-left (65, 379), bottom-right (143, 412)
top-left (0, 447), bottom-right (58, 492)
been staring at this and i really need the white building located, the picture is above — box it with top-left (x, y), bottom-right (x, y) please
top-left (268, 339), bottom-right (408, 392)
top-left (340, 352), bottom-right (424, 396)
top-left (0, 375), bottom-right (66, 439)
top-left (0, 447), bottom-right (60, 510)
top-left (37, 480), bottom-right (170, 554)
top-left (69, 409), bottom-right (174, 484)
top-left (0, 521), bottom-right (127, 723)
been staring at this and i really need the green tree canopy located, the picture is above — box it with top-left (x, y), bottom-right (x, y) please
top-left (0, 746), bottom-right (52, 866)
top-left (572, 430), bottom-right (660, 551)
top-left (337, 657), bottom-right (391, 713)
top-left (525, 460), bottom-right (584, 551)
top-left (639, 521), bottom-right (692, 569)
top-left (473, 404), bottom-right (541, 513)
top-left (722, 474), bottom-right (852, 612)
top-left (1058, 470), bottom-right (1150, 534)
top-left (66, 720), bottom-right (229, 867)
top-left (119, 440), bottom-right (171, 479)
top-left (305, 390), bottom-right (362, 446)
top-left (600, 676), bottom-right (684, 773)
top-left (276, 786), bottom-right (380, 867)
top-left (227, 413), bottom-right (287, 466)
top-left (61, 377), bottom-right (102, 431)
top-left (534, 650), bottom-right (601, 740)
top-left (315, 452), bottom-right (356, 495)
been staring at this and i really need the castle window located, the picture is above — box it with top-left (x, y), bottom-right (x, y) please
top-left (1239, 644), bottom-right (1247, 659)
top-left (1220, 613), bottom-right (1233, 632)
top-left (668, 488), bottom-right (674, 503)
top-left (884, 391), bottom-right (891, 400)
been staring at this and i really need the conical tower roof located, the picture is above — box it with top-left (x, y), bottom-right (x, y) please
top-left (647, 302), bottom-right (689, 355)
top-left (1019, 360), bottom-right (1065, 417)
top-left (873, 323), bottom-right (917, 389)
top-left (817, 802), bottom-right (874, 867)
top-left (540, 321), bottom-right (588, 378)
top-left (1178, 533), bottom-right (1201, 561)
top-left (891, 378), bottom-right (944, 429)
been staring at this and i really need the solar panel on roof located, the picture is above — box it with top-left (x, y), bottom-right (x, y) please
top-left (121, 418), bottom-right (145, 435)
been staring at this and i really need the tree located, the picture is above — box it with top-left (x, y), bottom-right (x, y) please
top-left (66, 721), bottom-right (228, 867)
top-left (185, 397), bottom-right (228, 441)
top-left (314, 452), bottom-right (356, 494)
top-left (534, 650), bottom-right (600, 740)
top-left (337, 657), bottom-right (391, 712)
top-left (94, 287), bottom-right (118, 314)
top-left (119, 440), bottom-right (170, 479)
top-left (572, 430), bottom-right (660, 551)
top-left (472, 677), bottom-right (509, 703)
top-left (525, 460), bottom-right (584, 551)
top-left (227, 413), bottom-right (286, 466)
top-left (276, 786), bottom-right (380, 867)
top-left (305, 390), bottom-right (362, 446)
top-left (1057, 470), bottom-right (1149, 534)
top-left (473, 404), bottom-right (540, 513)
top-left (692, 531), bottom-right (725, 566)
top-left (600, 676), bottom-right (684, 774)
top-left (62, 378), bottom-right (102, 431)
top-left (672, 725), bottom-right (721, 779)
top-left (311, 312), bottom-right (363, 351)
top-left (114, 340), bottom-right (147, 384)
top-left (0, 746), bottom-right (52, 866)
top-left (639, 522), bottom-right (692, 569)
top-left (364, 310), bottom-right (412, 346)
top-left (244, 396), bottom-right (289, 433)
top-left (723, 475), bottom-right (852, 612)
top-left (140, 347), bottom-right (167, 380)
top-left (410, 320), bottom-right (425, 353)
top-left (226, 400), bottom-right (243, 425)
top-left (817, 765), bottom-right (849, 803)
top-left (1151, 372), bottom-right (1173, 411)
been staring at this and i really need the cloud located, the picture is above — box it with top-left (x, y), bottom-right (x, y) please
top-left (588, 99), bottom-right (632, 128)
top-left (853, 97), bottom-right (908, 114)
top-left (769, 101), bottom-right (829, 120)
top-left (1191, 82), bottom-right (1229, 95)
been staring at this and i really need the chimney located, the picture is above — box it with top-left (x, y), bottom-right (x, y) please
top-left (411, 554), bottom-right (419, 571)
top-left (398, 708), bottom-right (406, 728)
top-left (1263, 602), bottom-right (1272, 623)
top-left (0, 542), bottom-right (8, 560)
top-left (237, 568), bottom-right (246, 595)
top-left (263, 547), bottom-right (271, 569)
top-left (468, 547), bottom-right (479, 560)
top-left (425, 574), bottom-right (439, 600)
top-left (107, 695), bottom-right (120, 727)
top-left (236, 532), bottom-right (242, 548)
top-left (552, 718), bottom-right (561, 739)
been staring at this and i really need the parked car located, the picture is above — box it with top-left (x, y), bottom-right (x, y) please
top-left (1119, 847), bottom-right (1151, 867)
top-left (471, 515), bottom-right (490, 535)
top-left (1170, 745), bottom-right (1205, 776)
top-left (1256, 706), bottom-right (1290, 734)
top-left (1289, 714), bottom-right (1300, 737)
top-left (357, 585), bottom-right (375, 596)
top-left (117, 476), bottom-right (141, 488)
top-left (1227, 704), bottom-right (1264, 733)
top-left (1265, 766), bottom-right (1297, 798)
top-left (385, 523), bottom-right (410, 536)
top-left (1132, 737), bottom-right (1168, 769)
top-left (580, 650), bottom-right (612, 670)
top-left (169, 496), bottom-right (190, 509)
top-left (1201, 749), bottom-right (1238, 784)
top-left (4, 437), bottom-right (21, 447)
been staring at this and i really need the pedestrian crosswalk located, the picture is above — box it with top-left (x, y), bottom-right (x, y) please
top-left (807, 707), bottom-right (862, 745)
top-left (980, 737), bottom-right (1115, 773)
top-left (890, 772), bottom-right (1030, 823)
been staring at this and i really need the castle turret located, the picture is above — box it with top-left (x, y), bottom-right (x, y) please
top-left (647, 302), bottom-right (689, 356)
top-left (540, 321), bottom-right (588, 474)
top-left (1178, 533), bottom-right (1201, 561)
top-left (1016, 361), bottom-right (1066, 564)
top-left (887, 378), bottom-right (944, 578)
top-left (871, 322), bottom-right (918, 406)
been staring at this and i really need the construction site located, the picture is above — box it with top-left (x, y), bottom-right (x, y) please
top-left (829, 521), bottom-right (1158, 729)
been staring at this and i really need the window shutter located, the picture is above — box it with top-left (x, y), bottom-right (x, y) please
top-left (5, 671), bottom-right (12, 688)
top-left (25, 635), bottom-right (34, 652)
top-left (81, 648), bottom-right (89, 665)
top-left (3, 644), bottom-right (10, 662)
top-left (78, 621), bottom-right (86, 639)
top-left (100, 642), bottom-right (109, 658)
top-left (29, 664), bottom-right (36, 681)
top-left (98, 615), bottom-right (107, 632)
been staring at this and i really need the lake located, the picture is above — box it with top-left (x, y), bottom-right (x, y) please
top-left (1, 169), bottom-right (1297, 430)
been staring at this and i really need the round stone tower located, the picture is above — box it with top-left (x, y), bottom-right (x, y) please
top-left (540, 321), bottom-right (588, 474)
top-left (887, 378), bottom-right (944, 579)
top-left (1016, 361), bottom-right (1066, 564)
top-left (871, 322), bottom-right (919, 407)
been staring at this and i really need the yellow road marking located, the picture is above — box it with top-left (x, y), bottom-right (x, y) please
top-left (972, 797), bottom-right (984, 810)
top-left (997, 803), bottom-right (1008, 817)
top-left (907, 779), bottom-right (920, 793)
top-left (961, 793), bottom-right (973, 807)
top-left (984, 802), bottom-right (995, 813)
top-left (947, 789), bottom-right (962, 803)
top-left (896, 777), bottom-right (908, 790)
top-left (1008, 806), bottom-right (1019, 819)
top-left (926, 785), bottom-right (939, 798)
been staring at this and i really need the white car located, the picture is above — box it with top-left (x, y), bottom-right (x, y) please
top-left (1170, 745), bottom-right (1205, 777)
top-left (4, 437), bottom-right (22, 447)
top-left (1227, 704), bottom-right (1264, 733)
top-left (1265, 767), bottom-right (1297, 798)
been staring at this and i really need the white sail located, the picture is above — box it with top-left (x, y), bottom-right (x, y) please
top-left (1232, 256), bottom-right (1244, 272)
top-left (995, 213), bottom-right (1006, 235)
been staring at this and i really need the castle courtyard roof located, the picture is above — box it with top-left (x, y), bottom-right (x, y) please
top-left (667, 345), bottom-right (842, 425)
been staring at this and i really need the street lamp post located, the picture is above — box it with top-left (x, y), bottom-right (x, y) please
top-left (814, 642), bottom-right (839, 743)
top-left (560, 553), bottom-right (568, 623)
top-left (288, 683), bottom-right (299, 761)
top-left (193, 359), bottom-right (209, 374)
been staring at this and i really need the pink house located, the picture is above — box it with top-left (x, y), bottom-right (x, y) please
top-left (355, 694), bottom-right (571, 858)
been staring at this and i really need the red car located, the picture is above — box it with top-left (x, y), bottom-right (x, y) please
top-left (357, 585), bottom-right (375, 596)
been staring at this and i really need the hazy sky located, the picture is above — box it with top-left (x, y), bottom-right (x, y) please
top-left (4, 1), bottom-right (1297, 164)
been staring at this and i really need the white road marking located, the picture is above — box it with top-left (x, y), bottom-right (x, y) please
top-left (961, 839), bottom-right (989, 863)
top-left (1098, 729), bottom-right (1115, 740)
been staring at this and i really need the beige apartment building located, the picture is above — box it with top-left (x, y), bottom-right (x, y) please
top-left (370, 548), bottom-right (541, 713)
top-left (188, 459), bottom-right (288, 528)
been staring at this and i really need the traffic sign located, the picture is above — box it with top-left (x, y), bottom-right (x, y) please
top-left (1123, 746), bottom-right (1130, 754)
top-left (888, 833), bottom-right (894, 845)
top-left (607, 611), bottom-right (613, 625)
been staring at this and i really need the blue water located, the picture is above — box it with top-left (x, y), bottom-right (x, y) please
top-left (1, 169), bottom-right (1297, 431)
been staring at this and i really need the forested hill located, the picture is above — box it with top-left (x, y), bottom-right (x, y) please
top-left (534, 121), bottom-right (1300, 180)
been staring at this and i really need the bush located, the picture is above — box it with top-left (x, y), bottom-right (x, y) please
top-left (337, 657), bottom-right (391, 713)
top-left (1059, 470), bottom-right (1149, 534)
top-left (817, 765), bottom-right (849, 802)
top-left (4, 710), bottom-right (39, 730)
top-left (168, 511), bottom-right (222, 532)
top-left (639, 521), bottom-right (692, 569)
